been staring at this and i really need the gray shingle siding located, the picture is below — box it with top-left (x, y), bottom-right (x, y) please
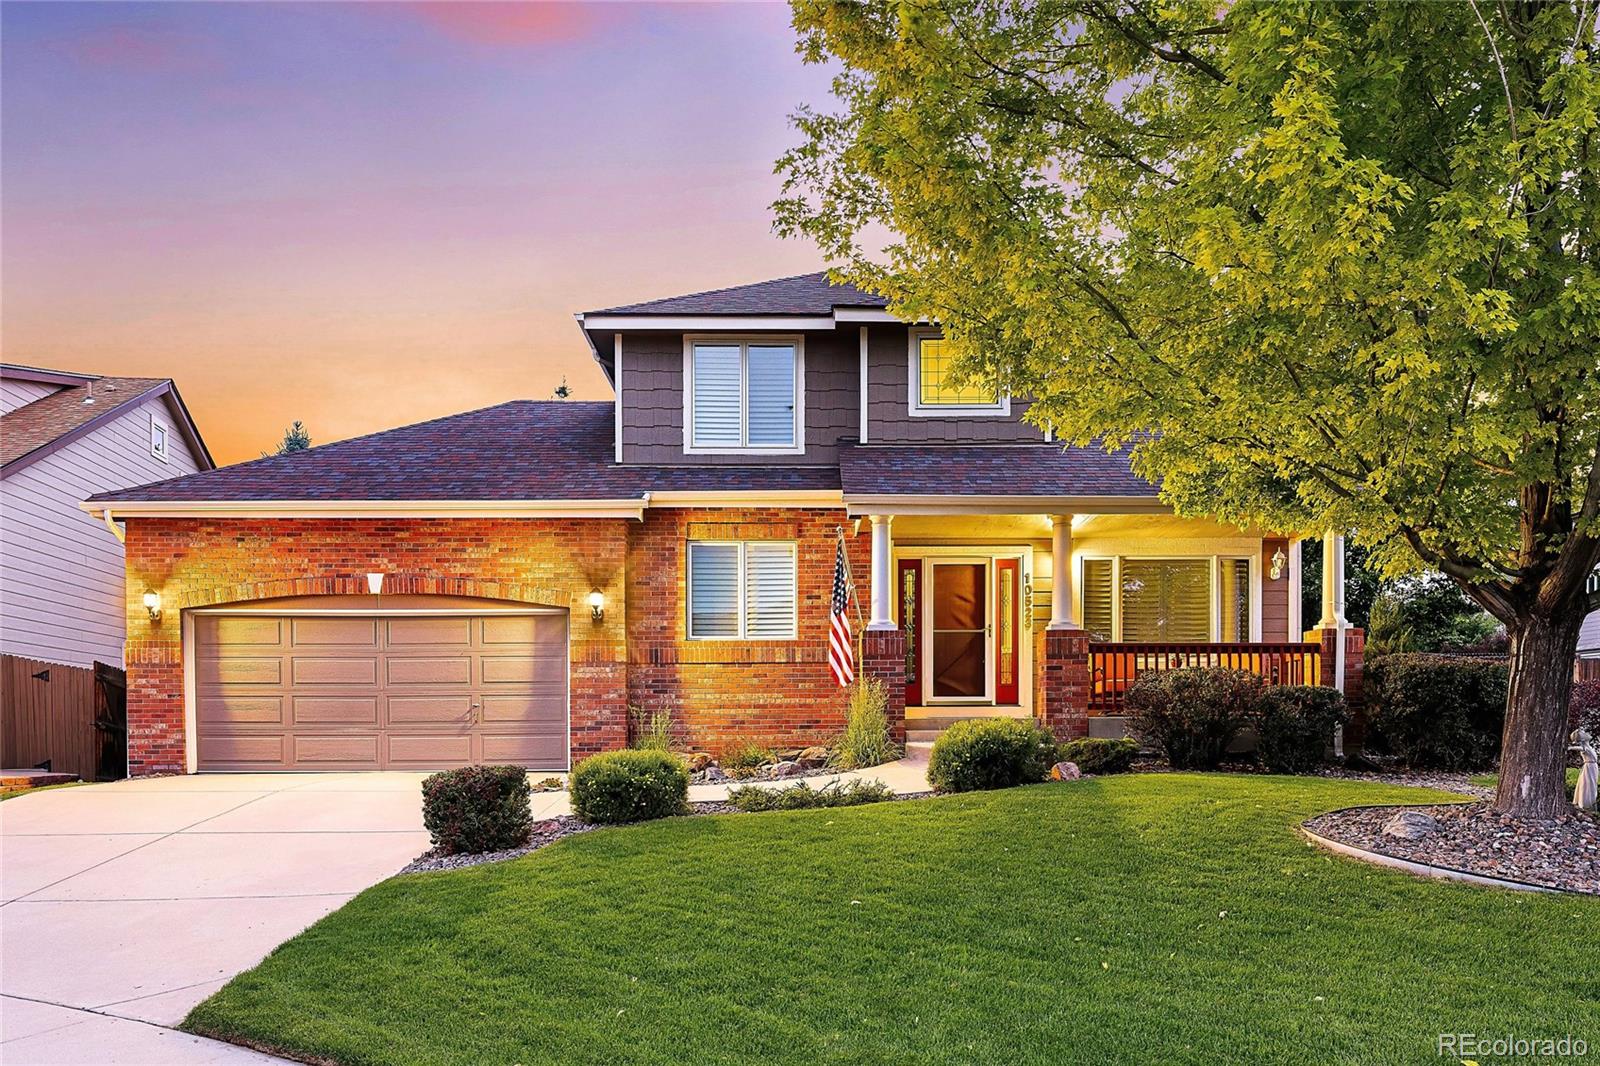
top-left (865, 325), bottom-right (1044, 444)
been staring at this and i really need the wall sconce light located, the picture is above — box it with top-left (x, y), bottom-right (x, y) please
top-left (366, 572), bottom-right (384, 595)
top-left (1269, 547), bottom-right (1287, 581)
top-left (588, 589), bottom-right (605, 623)
top-left (142, 590), bottom-right (162, 623)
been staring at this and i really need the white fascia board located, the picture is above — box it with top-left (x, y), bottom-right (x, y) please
top-left (842, 494), bottom-right (1171, 517)
top-left (647, 490), bottom-right (845, 508)
top-left (833, 308), bottom-right (904, 323)
top-left (81, 498), bottom-right (649, 520)
top-left (578, 314), bottom-right (835, 332)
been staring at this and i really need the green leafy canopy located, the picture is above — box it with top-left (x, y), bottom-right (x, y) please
top-left (777, 0), bottom-right (1599, 626)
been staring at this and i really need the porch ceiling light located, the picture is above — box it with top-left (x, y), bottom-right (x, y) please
top-left (366, 572), bottom-right (384, 595)
top-left (588, 589), bottom-right (605, 623)
top-left (1269, 547), bottom-right (1287, 581)
top-left (142, 590), bottom-right (162, 623)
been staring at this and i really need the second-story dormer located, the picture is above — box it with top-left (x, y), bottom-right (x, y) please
top-left (576, 272), bottom-right (1045, 466)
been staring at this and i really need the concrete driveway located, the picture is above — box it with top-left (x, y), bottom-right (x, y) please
top-left (0, 773), bottom-right (436, 1064)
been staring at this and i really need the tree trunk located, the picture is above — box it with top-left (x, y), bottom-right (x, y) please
top-left (1494, 610), bottom-right (1584, 819)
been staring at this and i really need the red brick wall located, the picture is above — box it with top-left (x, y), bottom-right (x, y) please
top-left (626, 508), bottom-right (871, 753)
top-left (860, 629), bottom-right (907, 745)
top-left (1041, 629), bottom-right (1091, 740)
top-left (121, 517), bottom-right (631, 775)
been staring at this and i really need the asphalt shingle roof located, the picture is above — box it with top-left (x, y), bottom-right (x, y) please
top-left (837, 442), bottom-right (1157, 498)
top-left (588, 272), bottom-right (888, 316)
top-left (1, 376), bottom-right (171, 468)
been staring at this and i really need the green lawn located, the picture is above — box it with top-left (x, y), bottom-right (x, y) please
top-left (186, 775), bottom-right (1598, 1066)
top-left (1471, 768), bottom-right (1582, 790)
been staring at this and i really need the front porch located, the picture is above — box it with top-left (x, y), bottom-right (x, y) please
top-left (848, 509), bottom-right (1361, 742)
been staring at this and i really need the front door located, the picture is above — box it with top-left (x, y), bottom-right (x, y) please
top-left (928, 560), bottom-right (991, 702)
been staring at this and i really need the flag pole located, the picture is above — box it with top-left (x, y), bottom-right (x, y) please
top-left (838, 525), bottom-right (866, 678)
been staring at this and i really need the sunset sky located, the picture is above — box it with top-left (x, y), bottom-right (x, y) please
top-left (2, 1), bottom-right (835, 463)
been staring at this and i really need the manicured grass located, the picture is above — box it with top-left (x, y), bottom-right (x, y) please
top-left (1470, 768), bottom-right (1582, 790)
top-left (186, 775), bottom-right (1598, 1066)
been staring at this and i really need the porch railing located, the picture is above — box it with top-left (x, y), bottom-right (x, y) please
top-left (1087, 641), bottom-right (1322, 713)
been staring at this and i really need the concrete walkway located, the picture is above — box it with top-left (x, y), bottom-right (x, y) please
top-left (0, 751), bottom-right (933, 1064)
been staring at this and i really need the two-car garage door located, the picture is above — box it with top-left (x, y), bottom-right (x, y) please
top-left (193, 609), bottom-right (568, 771)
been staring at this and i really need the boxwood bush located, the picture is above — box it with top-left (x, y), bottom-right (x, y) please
top-left (1056, 737), bottom-right (1141, 775)
top-left (420, 765), bottom-right (533, 855)
top-left (1125, 667), bottom-right (1262, 769)
top-left (571, 749), bottom-right (689, 825)
top-left (1253, 686), bottom-right (1348, 773)
top-left (927, 718), bottom-right (1055, 793)
top-left (1365, 654), bottom-right (1507, 770)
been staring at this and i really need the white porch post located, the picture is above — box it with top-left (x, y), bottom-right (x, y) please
top-left (1287, 539), bottom-right (1304, 639)
top-left (1319, 533), bottom-right (1347, 627)
top-left (1047, 514), bottom-right (1079, 630)
top-left (867, 514), bottom-right (896, 630)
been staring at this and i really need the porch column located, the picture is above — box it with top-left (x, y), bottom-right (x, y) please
top-left (1047, 514), bottom-right (1078, 630)
top-left (1307, 532), bottom-right (1365, 751)
top-left (1319, 532), bottom-right (1346, 627)
top-left (867, 514), bottom-right (896, 630)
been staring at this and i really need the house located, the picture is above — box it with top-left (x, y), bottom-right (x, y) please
top-left (82, 273), bottom-right (1359, 776)
top-left (2, 363), bottom-right (212, 669)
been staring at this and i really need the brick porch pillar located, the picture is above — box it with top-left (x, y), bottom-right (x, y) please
top-left (1309, 624), bottom-right (1366, 744)
top-left (860, 629), bottom-right (907, 745)
top-left (1042, 629), bottom-right (1091, 741)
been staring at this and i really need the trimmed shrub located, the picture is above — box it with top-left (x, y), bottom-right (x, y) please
top-left (1254, 686), bottom-right (1348, 773)
top-left (1364, 654), bottom-right (1507, 770)
top-left (834, 676), bottom-right (900, 769)
top-left (1056, 737), bottom-right (1140, 775)
top-left (570, 750), bottom-right (689, 825)
top-left (1572, 678), bottom-right (1600, 737)
top-left (420, 765), bottom-right (532, 855)
top-left (927, 718), bottom-right (1055, 793)
top-left (728, 778), bottom-right (896, 812)
top-left (1125, 667), bottom-right (1263, 770)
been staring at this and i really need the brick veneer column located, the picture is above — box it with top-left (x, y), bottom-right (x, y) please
top-left (1310, 624), bottom-right (1366, 743)
top-left (860, 629), bottom-right (907, 745)
top-left (1042, 629), bottom-right (1091, 741)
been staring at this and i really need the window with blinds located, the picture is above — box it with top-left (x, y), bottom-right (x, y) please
top-left (689, 340), bottom-right (798, 450)
top-left (1081, 558), bottom-right (1114, 640)
top-left (687, 541), bottom-right (797, 639)
top-left (1120, 559), bottom-right (1210, 642)
top-left (1218, 558), bottom-right (1251, 641)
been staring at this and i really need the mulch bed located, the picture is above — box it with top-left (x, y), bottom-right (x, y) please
top-left (1304, 801), bottom-right (1600, 895)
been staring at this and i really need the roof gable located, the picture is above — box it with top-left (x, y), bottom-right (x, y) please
top-left (586, 272), bottom-right (889, 317)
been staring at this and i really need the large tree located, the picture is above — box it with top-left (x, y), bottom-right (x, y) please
top-left (777, 0), bottom-right (1600, 817)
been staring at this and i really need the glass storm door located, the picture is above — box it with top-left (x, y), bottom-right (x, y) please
top-left (928, 560), bottom-right (991, 701)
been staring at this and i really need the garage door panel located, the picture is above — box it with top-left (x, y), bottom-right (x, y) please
top-left (199, 616), bottom-right (284, 647)
top-left (198, 695), bottom-right (284, 725)
top-left (291, 657), bottom-right (378, 685)
top-left (386, 656), bottom-right (471, 685)
top-left (293, 697), bottom-right (379, 725)
top-left (199, 734), bottom-right (286, 767)
top-left (196, 607), bottom-right (568, 771)
top-left (387, 617), bottom-right (472, 646)
top-left (199, 658), bottom-right (283, 686)
top-left (481, 656), bottom-right (565, 685)
top-left (387, 695), bottom-right (474, 724)
top-left (292, 617), bottom-right (378, 646)
top-left (387, 734), bottom-right (472, 766)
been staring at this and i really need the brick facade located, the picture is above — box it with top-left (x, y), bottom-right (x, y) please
top-left (121, 509), bottom-right (873, 774)
top-left (859, 629), bottom-right (908, 745)
top-left (1041, 629), bottom-right (1091, 741)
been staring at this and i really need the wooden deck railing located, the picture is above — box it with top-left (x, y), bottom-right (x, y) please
top-left (1087, 641), bottom-right (1322, 713)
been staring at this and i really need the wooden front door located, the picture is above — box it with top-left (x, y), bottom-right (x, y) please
top-left (928, 560), bottom-right (991, 702)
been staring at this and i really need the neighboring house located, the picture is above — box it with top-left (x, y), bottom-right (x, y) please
top-left (84, 273), bottom-right (1355, 777)
top-left (2, 363), bottom-right (212, 669)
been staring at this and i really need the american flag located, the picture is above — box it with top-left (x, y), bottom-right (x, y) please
top-left (828, 535), bottom-right (856, 687)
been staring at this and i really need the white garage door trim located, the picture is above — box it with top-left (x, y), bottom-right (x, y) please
top-left (182, 603), bottom-right (570, 774)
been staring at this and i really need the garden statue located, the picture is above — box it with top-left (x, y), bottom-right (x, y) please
top-left (1571, 728), bottom-right (1598, 812)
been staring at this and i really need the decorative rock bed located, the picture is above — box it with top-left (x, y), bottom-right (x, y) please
top-left (1303, 801), bottom-right (1599, 895)
top-left (686, 746), bottom-right (838, 785)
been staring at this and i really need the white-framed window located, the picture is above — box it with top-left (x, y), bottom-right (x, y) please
top-left (1080, 556), bottom-right (1253, 642)
top-left (908, 327), bottom-right (1009, 416)
top-left (687, 540), bottom-right (798, 639)
top-left (149, 414), bottom-right (170, 462)
top-left (684, 336), bottom-right (803, 452)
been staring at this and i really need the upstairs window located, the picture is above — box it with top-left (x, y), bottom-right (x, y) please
top-left (910, 328), bottom-right (1008, 415)
top-left (686, 338), bottom-right (800, 451)
top-left (687, 541), bottom-right (798, 639)
top-left (150, 414), bottom-right (170, 462)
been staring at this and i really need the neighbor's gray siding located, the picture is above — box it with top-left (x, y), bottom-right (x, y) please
top-left (619, 330), bottom-right (858, 465)
top-left (1, 379), bottom-right (59, 415)
top-left (865, 324), bottom-right (1043, 444)
top-left (0, 393), bottom-right (204, 667)
top-left (1582, 610), bottom-right (1600, 655)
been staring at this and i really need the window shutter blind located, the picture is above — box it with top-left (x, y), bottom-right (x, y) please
top-left (1218, 558), bottom-right (1251, 641)
top-left (688, 543), bottom-right (739, 637)
top-left (1081, 558), bottom-right (1114, 640)
top-left (744, 543), bottom-right (797, 638)
top-left (745, 344), bottom-right (796, 446)
top-left (1120, 559), bottom-right (1210, 641)
top-left (691, 344), bottom-right (741, 447)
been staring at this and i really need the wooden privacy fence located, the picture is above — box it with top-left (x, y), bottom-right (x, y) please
top-left (1, 655), bottom-right (126, 780)
top-left (1577, 657), bottom-right (1599, 683)
top-left (1087, 641), bottom-right (1322, 713)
